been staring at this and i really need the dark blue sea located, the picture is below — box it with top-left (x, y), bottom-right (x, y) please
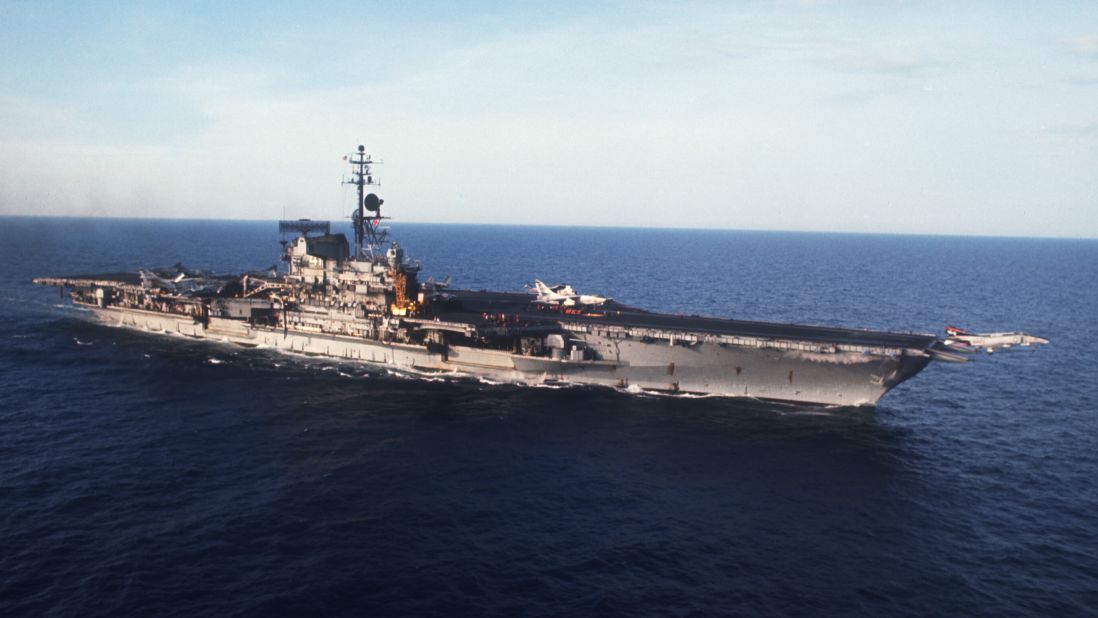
top-left (2, 217), bottom-right (1096, 617)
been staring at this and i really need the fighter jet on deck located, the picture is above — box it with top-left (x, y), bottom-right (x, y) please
top-left (529, 279), bottom-right (610, 307)
top-left (138, 269), bottom-right (188, 290)
top-left (944, 326), bottom-right (1050, 353)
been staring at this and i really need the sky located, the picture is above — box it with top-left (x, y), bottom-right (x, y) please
top-left (1, 1), bottom-right (1096, 237)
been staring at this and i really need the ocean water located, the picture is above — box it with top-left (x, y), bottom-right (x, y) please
top-left (1, 216), bottom-right (1096, 616)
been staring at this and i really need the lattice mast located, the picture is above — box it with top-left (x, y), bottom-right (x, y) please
top-left (343, 144), bottom-right (385, 259)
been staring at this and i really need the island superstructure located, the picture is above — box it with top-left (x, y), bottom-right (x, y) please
top-left (34, 144), bottom-right (1049, 406)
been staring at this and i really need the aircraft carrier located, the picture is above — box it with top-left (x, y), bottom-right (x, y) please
top-left (34, 145), bottom-right (1048, 406)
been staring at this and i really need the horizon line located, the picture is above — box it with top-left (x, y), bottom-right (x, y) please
top-left (1, 213), bottom-right (1095, 242)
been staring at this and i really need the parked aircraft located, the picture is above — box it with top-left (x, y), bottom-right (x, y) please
top-left (529, 279), bottom-right (609, 306)
top-left (944, 326), bottom-right (1049, 353)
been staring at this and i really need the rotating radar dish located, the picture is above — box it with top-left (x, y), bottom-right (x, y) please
top-left (364, 193), bottom-right (382, 212)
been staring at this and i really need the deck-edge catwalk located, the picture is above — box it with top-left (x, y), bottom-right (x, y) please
top-left (34, 144), bottom-right (1049, 406)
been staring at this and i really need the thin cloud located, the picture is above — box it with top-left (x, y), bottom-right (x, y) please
top-left (1063, 35), bottom-right (1098, 58)
top-left (841, 53), bottom-right (947, 77)
top-left (0, 95), bottom-right (79, 136)
top-left (1043, 122), bottom-right (1098, 139)
top-left (1062, 75), bottom-right (1098, 86)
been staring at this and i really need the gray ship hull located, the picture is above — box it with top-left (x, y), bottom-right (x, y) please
top-left (86, 304), bottom-right (931, 406)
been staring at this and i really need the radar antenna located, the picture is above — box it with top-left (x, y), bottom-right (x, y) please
top-left (343, 144), bottom-right (387, 259)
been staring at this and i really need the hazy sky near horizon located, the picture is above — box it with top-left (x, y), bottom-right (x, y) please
top-left (1, 1), bottom-right (1096, 237)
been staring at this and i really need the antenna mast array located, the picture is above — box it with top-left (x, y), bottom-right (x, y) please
top-left (344, 144), bottom-right (386, 258)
